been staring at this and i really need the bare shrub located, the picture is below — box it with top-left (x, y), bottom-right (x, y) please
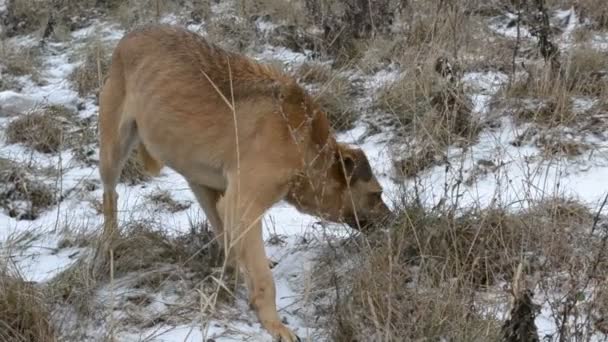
top-left (0, 267), bottom-right (56, 342)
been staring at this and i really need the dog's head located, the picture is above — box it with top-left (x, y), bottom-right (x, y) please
top-left (289, 143), bottom-right (392, 230)
top-left (277, 82), bottom-right (392, 230)
top-left (328, 144), bottom-right (392, 230)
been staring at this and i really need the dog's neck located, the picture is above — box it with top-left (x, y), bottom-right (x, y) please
top-left (285, 131), bottom-right (339, 217)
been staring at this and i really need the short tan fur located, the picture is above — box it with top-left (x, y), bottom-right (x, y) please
top-left (99, 25), bottom-right (390, 341)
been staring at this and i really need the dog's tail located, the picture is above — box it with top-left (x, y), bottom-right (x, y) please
top-left (138, 143), bottom-right (163, 176)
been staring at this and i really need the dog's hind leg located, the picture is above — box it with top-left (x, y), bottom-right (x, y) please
top-left (98, 62), bottom-right (139, 241)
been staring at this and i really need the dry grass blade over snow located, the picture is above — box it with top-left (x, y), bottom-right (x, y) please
top-left (1, 0), bottom-right (608, 341)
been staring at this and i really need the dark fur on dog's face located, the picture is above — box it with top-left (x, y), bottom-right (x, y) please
top-left (333, 145), bottom-right (392, 230)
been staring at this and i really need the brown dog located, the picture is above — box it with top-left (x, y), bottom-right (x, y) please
top-left (99, 24), bottom-right (390, 341)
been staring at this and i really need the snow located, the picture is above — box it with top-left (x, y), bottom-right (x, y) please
top-left (488, 12), bottom-right (532, 39)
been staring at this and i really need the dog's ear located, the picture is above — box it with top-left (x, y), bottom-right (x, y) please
top-left (337, 147), bottom-right (373, 184)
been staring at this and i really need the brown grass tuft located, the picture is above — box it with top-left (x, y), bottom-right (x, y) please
top-left (0, 267), bottom-right (56, 342)
top-left (0, 158), bottom-right (56, 220)
top-left (5, 105), bottom-right (75, 153)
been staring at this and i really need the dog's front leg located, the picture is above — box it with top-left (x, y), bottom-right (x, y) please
top-left (218, 172), bottom-right (300, 342)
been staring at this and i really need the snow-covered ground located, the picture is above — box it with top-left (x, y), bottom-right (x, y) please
top-left (1, 4), bottom-right (608, 341)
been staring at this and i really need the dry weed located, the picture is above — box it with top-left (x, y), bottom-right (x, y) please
top-left (0, 267), bottom-right (56, 342)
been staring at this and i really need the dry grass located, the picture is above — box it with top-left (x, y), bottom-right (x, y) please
top-left (206, 15), bottom-right (259, 52)
top-left (5, 105), bottom-right (75, 153)
top-left (0, 158), bottom-right (56, 220)
top-left (1, 0), bottom-right (50, 36)
top-left (297, 64), bottom-right (360, 131)
top-left (119, 151), bottom-right (150, 185)
top-left (500, 47), bottom-right (608, 128)
top-left (49, 219), bottom-right (228, 321)
top-left (376, 59), bottom-right (477, 147)
top-left (315, 195), bottom-right (604, 341)
top-left (295, 62), bottom-right (332, 84)
top-left (147, 190), bottom-right (192, 213)
top-left (394, 144), bottom-right (445, 179)
top-left (241, 0), bottom-right (307, 26)
top-left (1, 0), bottom-right (105, 38)
top-left (69, 39), bottom-right (112, 98)
top-left (0, 43), bottom-right (42, 82)
top-left (0, 267), bottom-right (56, 342)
